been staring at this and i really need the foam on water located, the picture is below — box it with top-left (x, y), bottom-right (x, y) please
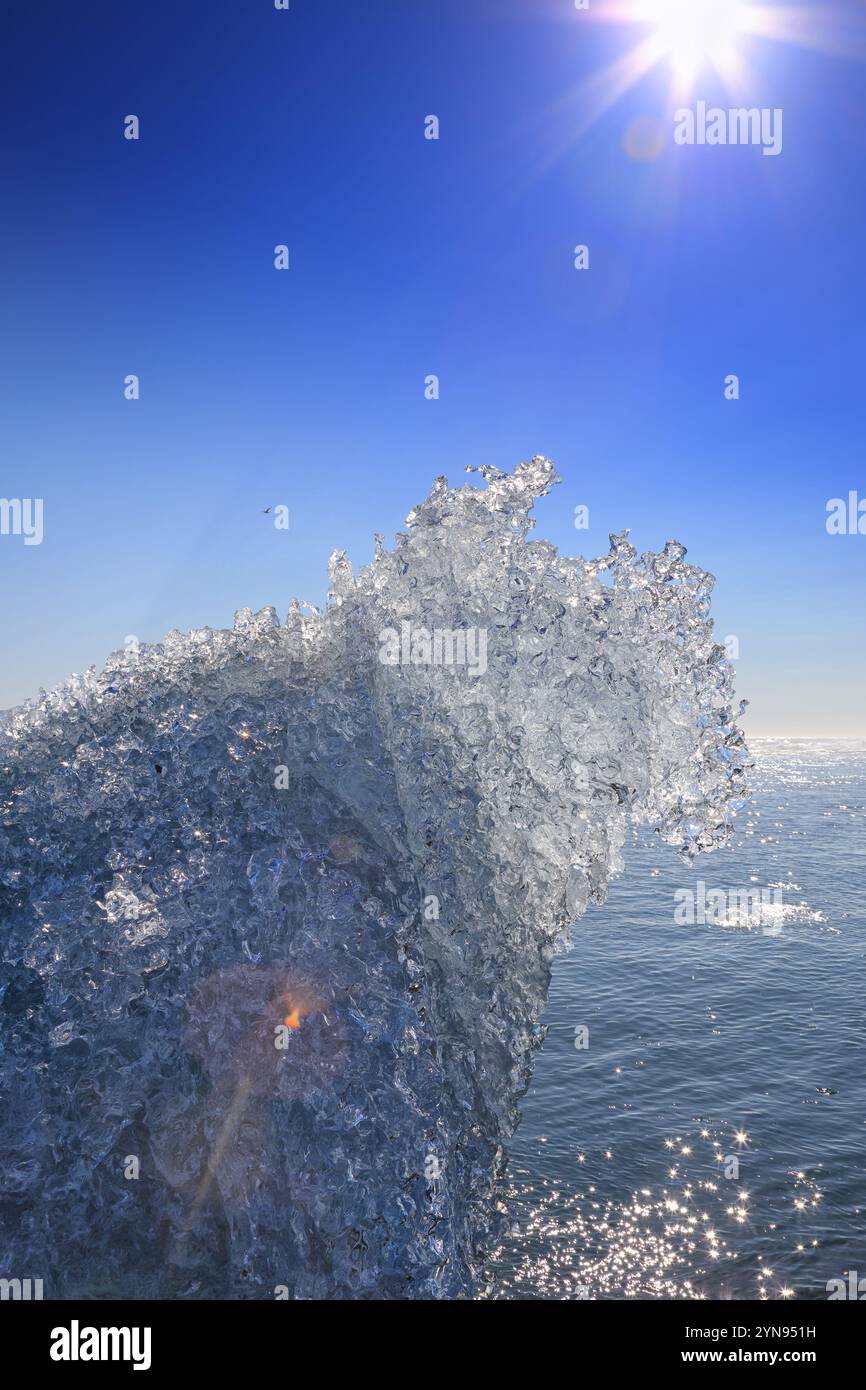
top-left (0, 460), bottom-right (748, 1298)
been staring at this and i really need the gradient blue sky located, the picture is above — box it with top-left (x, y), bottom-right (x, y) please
top-left (1, 1), bottom-right (864, 734)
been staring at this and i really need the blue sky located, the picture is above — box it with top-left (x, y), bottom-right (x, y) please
top-left (1, 0), bottom-right (864, 734)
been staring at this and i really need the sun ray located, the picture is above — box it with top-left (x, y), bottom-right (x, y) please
top-left (581, 0), bottom-right (866, 110)
top-left (632, 0), bottom-right (750, 82)
top-left (739, 3), bottom-right (866, 63)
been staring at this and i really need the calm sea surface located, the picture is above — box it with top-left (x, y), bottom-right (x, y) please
top-left (489, 740), bottom-right (866, 1301)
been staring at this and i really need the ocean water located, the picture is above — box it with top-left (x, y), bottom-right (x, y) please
top-left (490, 740), bottom-right (866, 1301)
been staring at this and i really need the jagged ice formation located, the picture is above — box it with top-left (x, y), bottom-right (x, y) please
top-left (0, 459), bottom-right (748, 1299)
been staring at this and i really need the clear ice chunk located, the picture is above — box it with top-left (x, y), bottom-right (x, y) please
top-left (0, 460), bottom-right (748, 1299)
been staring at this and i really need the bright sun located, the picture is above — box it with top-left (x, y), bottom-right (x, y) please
top-left (637, 0), bottom-right (748, 77)
top-left (568, 1), bottom-right (858, 151)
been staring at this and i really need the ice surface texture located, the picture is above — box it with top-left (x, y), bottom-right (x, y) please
top-left (0, 459), bottom-right (748, 1299)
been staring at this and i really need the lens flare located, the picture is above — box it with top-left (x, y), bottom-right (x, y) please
top-left (638, 0), bottom-right (747, 76)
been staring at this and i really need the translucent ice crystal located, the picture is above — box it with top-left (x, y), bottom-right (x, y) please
top-left (0, 460), bottom-right (748, 1299)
